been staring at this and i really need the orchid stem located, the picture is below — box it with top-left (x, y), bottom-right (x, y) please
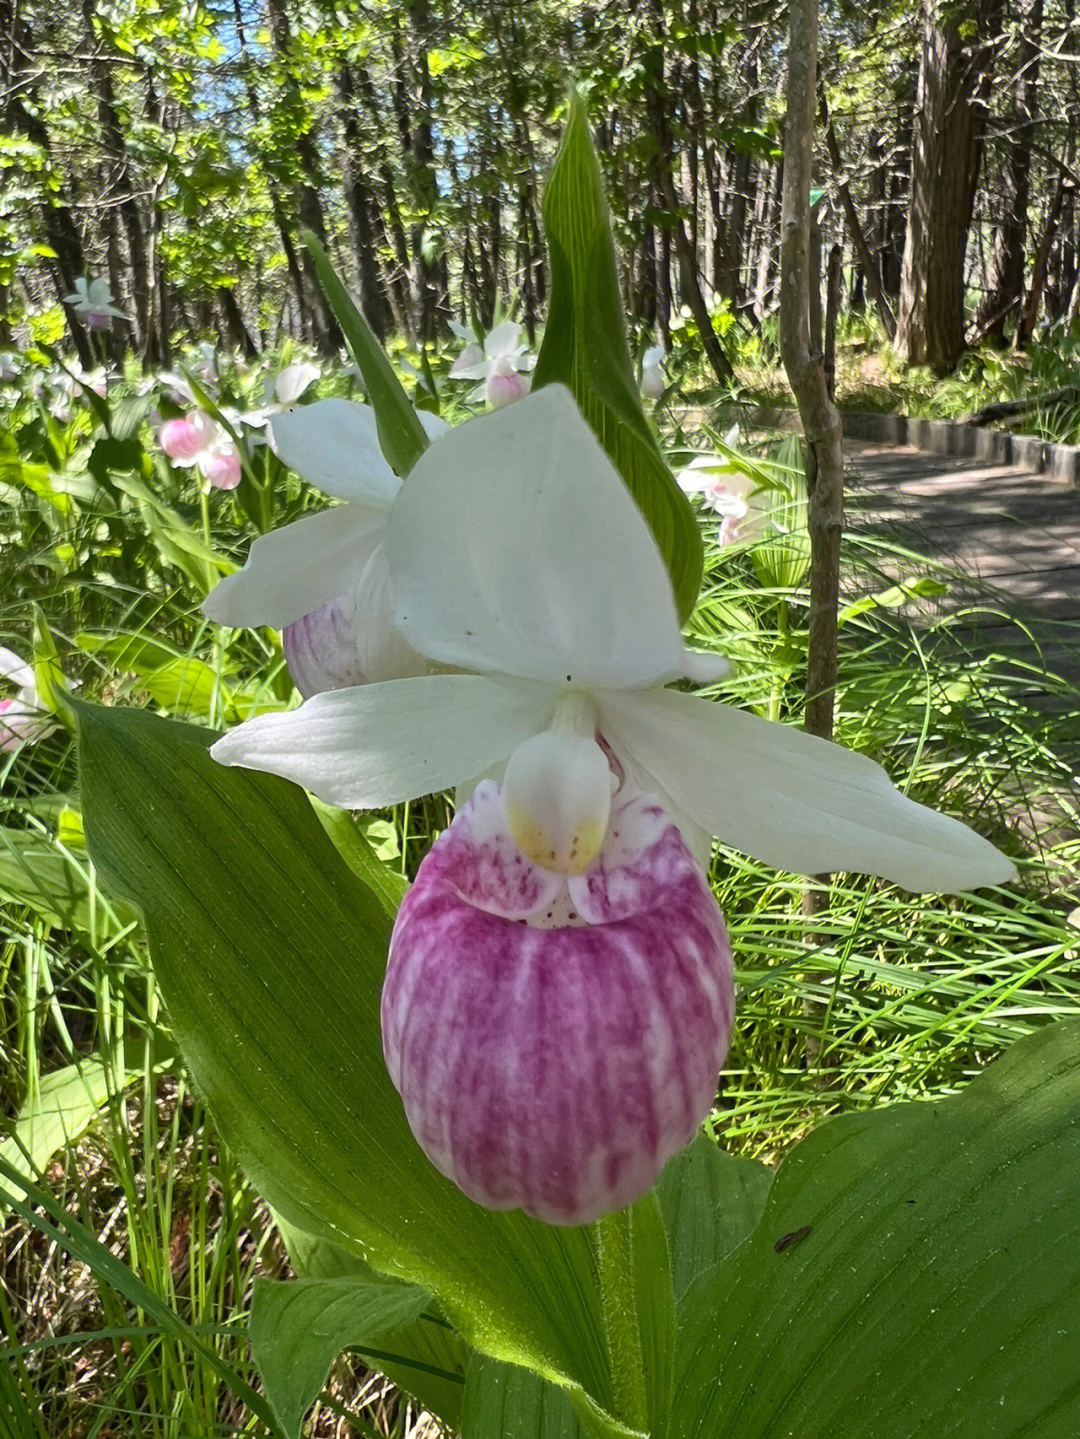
top-left (597, 1208), bottom-right (647, 1432)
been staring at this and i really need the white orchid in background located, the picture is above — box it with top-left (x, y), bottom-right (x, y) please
top-left (203, 398), bottom-right (447, 696)
top-left (0, 647), bottom-right (58, 753)
top-left (0, 352), bottom-right (21, 383)
top-left (63, 277), bottom-right (126, 330)
top-left (449, 318), bottom-right (535, 407)
top-left (209, 386), bottom-right (1013, 1223)
top-left (677, 427), bottom-right (766, 545)
top-left (241, 361), bottom-right (321, 432)
top-left (641, 344), bottom-right (667, 399)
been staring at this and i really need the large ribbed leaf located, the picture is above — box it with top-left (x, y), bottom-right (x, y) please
top-left (674, 1021), bottom-right (1080, 1437)
top-left (462, 1357), bottom-right (584, 1439)
top-left (74, 701), bottom-right (635, 1436)
top-left (533, 92), bottom-right (702, 623)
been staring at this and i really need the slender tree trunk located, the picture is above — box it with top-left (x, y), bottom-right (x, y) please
top-left (334, 64), bottom-right (391, 340)
top-left (974, 0), bottom-right (1042, 343)
top-left (263, 0), bottom-right (341, 353)
top-left (1017, 177), bottom-right (1068, 343)
top-left (780, 0), bottom-right (844, 744)
top-left (823, 114), bottom-right (897, 336)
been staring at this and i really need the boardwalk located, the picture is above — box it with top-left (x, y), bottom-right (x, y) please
top-left (845, 441), bottom-right (1080, 697)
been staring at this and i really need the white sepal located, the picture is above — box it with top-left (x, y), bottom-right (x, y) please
top-left (210, 673), bottom-right (559, 810)
top-left (385, 385), bottom-right (685, 689)
top-left (597, 687), bottom-right (1016, 893)
top-left (269, 398), bottom-right (400, 503)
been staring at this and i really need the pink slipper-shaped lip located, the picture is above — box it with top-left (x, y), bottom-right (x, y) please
top-left (382, 779), bottom-right (734, 1226)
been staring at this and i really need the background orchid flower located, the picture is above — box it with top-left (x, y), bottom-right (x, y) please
top-left (449, 319), bottom-right (535, 406)
top-left (677, 429), bottom-right (768, 546)
top-left (158, 410), bottom-right (243, 490)
top-left (0, 646), bottom-right (58, 753)
top-left (241, 361), bottom-right (321, 432)
top-left (62, 276), bottom-right (125, 330)
top-left (212, 385), bottom-right (1014, 897)
top-left (0, 351), bottom-right (21, 383)
top-left (641, 344), bottom-right (667, 399)
top-left (204, 398), bottom-right (445, 695)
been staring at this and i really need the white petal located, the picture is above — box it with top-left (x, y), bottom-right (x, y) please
top-left (385, 385), bottom-right (685, 688)
top-left (0, 647), bottom-right (36, 693)
top-left (598, 689), bottom-right (1016, 893)
top-left (274, 362), bottom-right (320, 404)
top-left (417, 411), bottom-right (449, 441)
top-left (448, 319), bottom-right (472, 341)
top-left (352, 545), bottom-right (430, 682)
top-left (270, 399), bottom-right (400, 502)
top-left (203, 504), bottom-right (387, 629)
top-left (643, 346), bottom-right (665, 367)
top-left (450, 358), bottom-right (493, 381)
top-left (211, 674), bottom-right (559, 809)
top-left (450, 345), bottom-right (486, 377)
top-left (484, 320), bottom-right (522, 359)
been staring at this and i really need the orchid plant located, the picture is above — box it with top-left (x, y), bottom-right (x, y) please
top-left (62, 276), bottom-right (126, 330)
top-left (68, 93), bottom-right (1078, 1439)
top-left (449, 317), bottom-right (535, 406)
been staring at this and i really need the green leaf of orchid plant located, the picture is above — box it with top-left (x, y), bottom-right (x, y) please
top-left (673, 1020), bottom-right (1080, 1438)
top-left (249, 1272), bottom-right (432, 1438)
top-left (74, 700), bottom-right (648, 1438)
top-left (533, 91), bottom-right (703, 623)
top-left (301, 230), bottom-right (429, 478)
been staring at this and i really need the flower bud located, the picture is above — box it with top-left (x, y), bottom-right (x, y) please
top-left (159, 416), bottom-right (210, 463)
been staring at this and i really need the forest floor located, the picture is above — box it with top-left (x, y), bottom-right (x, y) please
top-left (846, 438), bottom-right (1080, 869)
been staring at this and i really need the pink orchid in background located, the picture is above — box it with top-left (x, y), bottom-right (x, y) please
top-left (210, 386), bottom-right (1013, 1224)
top-left (63, 277), bottom-right (126, 330)
top-left (203, 398), bottom-right (447, 697)
top-left (640, 345), bottom-right (667, 400)
top-left (449, 319), bottom-right (535, 407)
top-left (0, 647), bottom-right (57, 753)
top-left (158, 410), bottom-right (243, 490)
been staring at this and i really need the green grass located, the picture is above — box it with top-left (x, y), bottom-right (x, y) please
top-left (2, 359), bottom-right (1078, 1435)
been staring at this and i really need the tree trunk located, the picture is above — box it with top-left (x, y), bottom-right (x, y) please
top-left (974, 0), bottom-right (1042, 343)
top-left (823, 114), bottom-right (897, 336)
top-left (263, 0), bottom-right (341, 353)
top-left (780, 0), bottom-right (844, 745)
top-left (335, 64), bottom-right (392, 340)
top-left (896, 0), bottom-right (1002, 372)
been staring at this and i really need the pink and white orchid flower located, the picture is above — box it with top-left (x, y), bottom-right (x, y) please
top-left (241, 361), bottom-right (321, 432)
top-left (0, 647), bottom-right (57, 753)
top-left (210, 386), bottom-right (1013, 1223)
top-left (158, 410), bottom-right (243, 491)
top-left (203, 398), bottom-right (446, 696)
top-left (449, 320), bottom-right (535, 407)
top-left (677, 429), bottom-right (766, 546)
top-left (63, 277), bottom-right (126, 330)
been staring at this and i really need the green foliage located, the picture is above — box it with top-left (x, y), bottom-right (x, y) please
top-left (533, 92), bottom-right (703, 622)
top-left (72, 699), bottom-right (668, 1437)
top-left (675, 1021), bottom-right (1080, 1438)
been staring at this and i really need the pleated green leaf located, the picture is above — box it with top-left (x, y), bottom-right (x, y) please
top-left (533, 91), bottom-right (702, 622)
top-left (249, 1273), bottom-right (431, 1438)
top-left (655, 1133), bottom-right (772, 1306)
top-left (674, 1020), bottom-right (1080, 1437)
top-left (462, 1357), bottom-right (584, 1439)
top-left (74, 701), bottom-right (627, 1434)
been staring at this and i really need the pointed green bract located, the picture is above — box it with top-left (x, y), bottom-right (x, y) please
top-left (301, 230), bottom-right (428, 477)
top-left (249, 1273), bottom-right (431, 1438)
top-left (533, 92), bottom-right (703, 622)
top-left (73, 701), bottom-right (642, 1434)
top-left (672, 1020), bottom-right (1080, 1437)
